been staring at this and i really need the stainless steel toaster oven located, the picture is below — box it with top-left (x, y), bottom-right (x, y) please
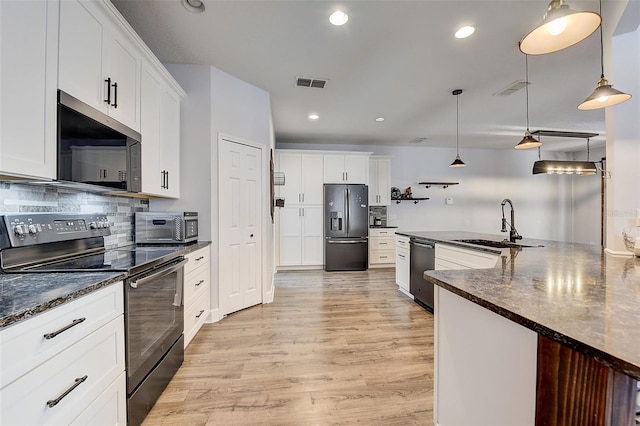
top-left (135, 212), bottom-right (198, 244)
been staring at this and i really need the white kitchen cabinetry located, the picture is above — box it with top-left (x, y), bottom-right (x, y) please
top-left (369, 228), bottom-right (395, 268)
top-left (275, 151), bottom-right (324, 268)
top-left (140, 61), bottom-right (182, 198)
top-left (278, 205), bottom-right (324, 267)
top-left (0, 284), bottom-right (126, 426)
top-left (369, 156), bottom-right (391, 206)
top-left (435, 243), bottom-right (499, 270)
top-left (323, 154), bottom-right (369, 184)
top-left (276, 152), bottom-right (324, 205)
top-left (395, 235), bottom-right (411, 295)
top-left (0, 0), bottom-right (58, 179)
top-left (59, 0), bottom-right (141, 132)
top-left (184, 246), bottom-right (211, 347)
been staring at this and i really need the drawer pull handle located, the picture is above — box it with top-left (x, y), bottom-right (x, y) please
top-left (195, 279), bottom-right (205, 287)
top-left (380, 256), bottom-right (387, 259)
top-left (43, 318), bottom-right (86, 340)
top-left (380, 242), bottom-right (388, 245)
top-left (195, 256), bottom-right (205, 261)
top-left (46, 375), bottom-right (88, 408)
top-left (195, 309), bottom-right (205, 318)
top-left (398, 254), bottom-right (405, 258)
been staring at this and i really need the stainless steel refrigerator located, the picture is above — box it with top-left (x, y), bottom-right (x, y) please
top-left (324, 184), bottom-right (369, 271)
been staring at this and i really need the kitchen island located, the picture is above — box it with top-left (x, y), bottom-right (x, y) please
top-left (400, 231), bottom-right (640, 426)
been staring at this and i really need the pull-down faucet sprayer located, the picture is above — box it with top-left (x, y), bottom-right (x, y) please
top-left (501, 199), bottom-right (522, 243)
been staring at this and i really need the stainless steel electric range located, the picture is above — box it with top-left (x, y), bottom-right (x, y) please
top-left (0, 213), bottom-right (185, 426)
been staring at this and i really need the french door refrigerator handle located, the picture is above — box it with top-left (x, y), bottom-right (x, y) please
top-left (345, 187), bottom-right (350, 234)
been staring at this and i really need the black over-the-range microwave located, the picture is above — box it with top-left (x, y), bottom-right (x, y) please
top-left (57, 90), bottom-right (142, 192)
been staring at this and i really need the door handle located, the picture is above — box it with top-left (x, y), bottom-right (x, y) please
top-left (111, 81), bottom-right (118, 108)
top-left (43, 318), bottom-right (86, 340)
top-left (104, 78), bottom-right (111, 104)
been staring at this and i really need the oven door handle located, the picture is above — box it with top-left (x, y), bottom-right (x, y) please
top-left (129, 258), bottom-right (188, 289)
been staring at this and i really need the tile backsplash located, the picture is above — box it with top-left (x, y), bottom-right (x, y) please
top-left (0, 182), bottom-right (148, 249)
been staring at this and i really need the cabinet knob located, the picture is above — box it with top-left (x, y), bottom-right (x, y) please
top-left (250, 234), bottom-right (254, 238)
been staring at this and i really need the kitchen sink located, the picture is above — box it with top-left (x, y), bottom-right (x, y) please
top-left (453, 239), bottom-right (540, 249)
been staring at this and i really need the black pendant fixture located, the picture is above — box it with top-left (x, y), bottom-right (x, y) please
top-left (514, 54), bottom-right (542, 150)
top-left (531, 131), bottom-right (599, 175)
top-left (449, 89), bottom-right (467, 168)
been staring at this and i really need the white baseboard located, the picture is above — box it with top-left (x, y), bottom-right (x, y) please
top-left (276, 265), bottom-right (323, 271)
top-left (604, 248), bottom-right (634, 257)
top-left (263, 277), bottom-right (275, 304)
top-left (398, 287), bottom-right (414, 299)
top-left (207, 307), bottom-right (221, 323)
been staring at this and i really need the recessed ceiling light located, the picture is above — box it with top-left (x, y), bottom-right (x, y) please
top-left (375, 117), bottom-right (385, 122)
top-left (181, 0), bottom-right (205, 13)
top-left (455, 26), bottom-right (475, 39)
top-left (329, 11), bottom-right (348, 26)
top-left (308, 113), bottom-right (319, 120)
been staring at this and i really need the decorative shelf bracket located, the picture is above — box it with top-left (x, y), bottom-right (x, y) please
top-left (419, 181), bottom-right (459, 189)
top-left (394, 198), bottom-right (429, 204)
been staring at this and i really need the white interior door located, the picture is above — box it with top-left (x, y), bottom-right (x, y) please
top-left (219, 138), bottom-right (263, 316)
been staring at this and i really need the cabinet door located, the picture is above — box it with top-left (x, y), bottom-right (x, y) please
top-left (369, 159), bottom-right (380, 206)
top-left (276, 152), bottom-right (302, 203)
top-left (140, 65), bottom-right (162, 195)
top-left (278, 206), bottom-right (302, 266)
top-left (344, 155), bottom-right (368, 184)
top-left (323, 154), bottom-right (345, 183)
top-left (396, 249), bottom-right (409, 291)
top-left (0, 0), bottom-right (58, 179)
top-left (104, 28), bottom-right (140, 131)
top-left (377, 158), bottom-right (391, 205)
top-left (159, 88), bottom-right (181, 198)
top-left (59, 0), bottom-right (107, 113)
top-left (301, 206), bottom-right (323, 265)
top-left (300, 154), bottom-right (323, 204)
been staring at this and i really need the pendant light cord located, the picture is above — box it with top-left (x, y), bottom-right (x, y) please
top-left (599, 0), bottom-right (604, 78)
top-left (525, 54), bottom-right (530, 131)
top-left (456, 94), bottom-right (460, 155)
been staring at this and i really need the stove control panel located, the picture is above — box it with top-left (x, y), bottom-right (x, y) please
top-left (0, 213), bottom-right (112, 248)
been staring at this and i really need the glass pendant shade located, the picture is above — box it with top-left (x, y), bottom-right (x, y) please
top-left (578, 76), bottom-right (632, 110)
top-left (449, 154), bottom-right (466, 168)
top-left (514, 131), bottom-right (542, 149)
top-left (519, 0), bottom-right (601, 55)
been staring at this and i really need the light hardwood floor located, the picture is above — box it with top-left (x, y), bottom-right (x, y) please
top-left (142, 269), bottom-right (434, 425)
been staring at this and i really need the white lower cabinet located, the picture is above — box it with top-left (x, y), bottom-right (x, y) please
top-left (435, 243), bottom-right (499, 270)
top-left (395, 235), bottom-right (410, 295)
top-left (277, 205), bottom-right (323, 267)
top-left (369, 228), bottom-right (395, 268)
top-left (0, 283), bottom-right (125, 426)
top-left (184, 246), bottom-right (211, 347)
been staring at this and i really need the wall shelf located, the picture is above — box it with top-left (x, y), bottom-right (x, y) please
top-left (419, 181), bottom-right (459, 189)
top-left (393, 198), bottom-right (429, 204)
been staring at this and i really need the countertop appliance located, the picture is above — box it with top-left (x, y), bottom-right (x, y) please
top-left (57, 90), bottom-right (142, 193)
top-left (409, 238), bottom-right (435, 312)
top-left (0, 213), bottom-right (185, 426)
top-left (369, 206), bottom-right (387, 227)
top-left (324, 184), bottom-right (369, 271)
top-left (135, 211), bottom-right (198, 244)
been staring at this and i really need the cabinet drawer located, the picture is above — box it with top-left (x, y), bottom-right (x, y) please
top-left (184, 264), bottom-right (210, 306)
top-left (0, 283), bottom-right (123, 388)
top-left (184, 246), bottom-right (210, 275)
top-left (72, 371), bottom-right (126, 426)
top-left (370, 236), bottom-right (395, 250)
top-left (369, 228), bottom-right (395, 237)
top-left (0, 316), bottom-right (125, 426)
top-left (370, 250), bottom-right (396, 264)
top-left (396, 235), bottom-right (410, 250)
top-left (435, 243), bottom-right (499, 269)
top-left (184, 289), bottom-right (210, 348)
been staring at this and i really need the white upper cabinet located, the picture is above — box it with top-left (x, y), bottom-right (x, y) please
top-left (276, 152), bottom-right (323, 204)
top-left (323, 154), bottom-right (369, 184)
top-left (369, 156), bottom-right (391, 206)
top-left (59, 0), bottom-right (141, 132)
top-left (0, 0), bottom-right (58, 179)
top-left (140, 62), bottom-right (181, 198)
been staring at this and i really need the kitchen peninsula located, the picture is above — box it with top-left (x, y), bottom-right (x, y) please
top-left (402, 231), bottom-right (639, 426)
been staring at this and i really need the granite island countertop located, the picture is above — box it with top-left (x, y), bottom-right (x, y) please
top-left (398, 230), bottom-right (640, 381)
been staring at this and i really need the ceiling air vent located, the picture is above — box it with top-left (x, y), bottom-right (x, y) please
top-left (409, 137), bottom-right (427, 144)
top-left (296, 76), bottom-right (328, 89)
top-left (492, 80), bottom-right (529, 96)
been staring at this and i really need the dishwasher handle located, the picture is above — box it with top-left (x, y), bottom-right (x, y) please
top-left (410, 240), bottom-right (434, 249)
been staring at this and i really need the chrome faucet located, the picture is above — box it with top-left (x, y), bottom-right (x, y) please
top-left (500, 198), bottom-right (522, 243)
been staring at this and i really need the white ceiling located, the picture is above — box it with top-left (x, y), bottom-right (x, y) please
top-left (111, 0), bottom-right (636, 152)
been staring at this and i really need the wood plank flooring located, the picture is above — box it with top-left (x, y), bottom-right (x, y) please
top-left (142, 269), bottom-right (434, 425)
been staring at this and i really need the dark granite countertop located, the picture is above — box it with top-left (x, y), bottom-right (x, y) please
top-left (0, 241), bottom-right (212, 329)
top-left (0, 272), bottom-right (127, 328)
top-left (400, 230), bottom-right (640, 380)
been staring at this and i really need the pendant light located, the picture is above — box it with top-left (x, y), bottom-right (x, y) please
top-left (514, 54), bottom-right (542, 149)
top-left (519, 0), bottom-right (601, 55)
top-left (449, 89), bottom-right (466, 168)
top-left (578, 0), bottom-right (632, 110)
top-left (531, 131), bottom-right (599, 175)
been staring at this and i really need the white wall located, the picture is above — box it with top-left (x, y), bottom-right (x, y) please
top-left (605, 21), bottom-right (640, 253)
top-left (151, 63), bottom-right (275, 316)
top-left (278, 142), bottom-right (574, 242)
top-left (569, 145), bottom-right (606, 245)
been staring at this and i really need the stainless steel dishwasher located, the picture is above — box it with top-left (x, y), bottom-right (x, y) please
top-left (409, 238), bottom-right (435, 312)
